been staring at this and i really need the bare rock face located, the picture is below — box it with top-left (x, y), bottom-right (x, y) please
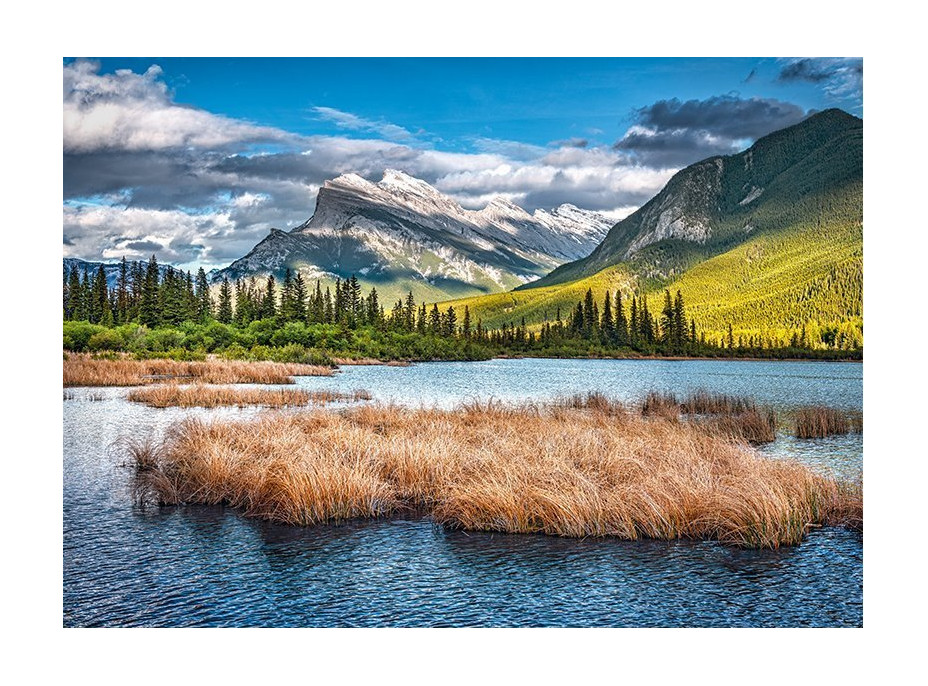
top-left (215, 169), bottom-right (611, 301)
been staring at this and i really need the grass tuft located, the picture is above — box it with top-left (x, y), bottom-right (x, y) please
top-left (131, 397), bottom-right (860, 548)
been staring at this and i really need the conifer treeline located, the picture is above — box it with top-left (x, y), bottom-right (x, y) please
top-left (63, 257), bottom-right (852, 356)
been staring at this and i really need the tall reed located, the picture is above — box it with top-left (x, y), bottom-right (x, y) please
top-left (795, 406), bottom-right (857, 438)
top-left (130, 399), bottom-right (861, 548)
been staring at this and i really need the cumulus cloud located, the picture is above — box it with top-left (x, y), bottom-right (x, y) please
top-left (614, 95), bottom-right (808, 166)
top-left (777, 57), bottom-right (863, 100)
top-left (64, 60), bottom-right (288, 154)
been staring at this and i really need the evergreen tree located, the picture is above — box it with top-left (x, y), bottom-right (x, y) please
top-left (615, 291), bottom-right (628, 346)
top-left (115, 257), bottom-right (129, 324)
top-left (629, 296), bottom-right (639, 346)
top-left (582, 289), bottom-right (597, 338)
top-left (217, 277), bottom-right (233, 324)
top-left (195, 268), bottom-right (212, 320)
top-left (601, 291), bottom-right (616, 344)
top-left (291, 272), bottom-right (307, 322)
top-left (324, 287), bottom-right (334, 323)
top-left (139, 255), bottom-right (161, 327)
top-left (442, 306), bottom-right (457, 337)
top-left (404, 291), bottom-right (416, 332)
top-left (417, 303), bottom-right (427, 335)
top-left (661, 290), bottom-right (674, 347)
top-left (673, 291), bottom-right (687, 349)
top-left (428, 304), bottom-right (441, 334)
top-left (66, 264), bottom-right (82, 320)
top-left (279, 269), bottom-right (294, 322)
top-left (259, 275), bottom-right (276, 319)
top-left (462, 306), bottom-right (472, 340)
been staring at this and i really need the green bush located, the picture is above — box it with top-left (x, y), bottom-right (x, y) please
top-left (87, 329), bottom-right (124, 352)
top-left (63, 321), bottom-right (107, 351)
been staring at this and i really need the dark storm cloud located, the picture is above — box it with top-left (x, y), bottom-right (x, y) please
top-left (632, 95), bottom-right (806, 140)
top-left (613, 95), bottom-right (808, 167)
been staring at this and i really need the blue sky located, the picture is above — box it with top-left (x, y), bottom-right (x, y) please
top-left (63, 57), bottom-right (862, 270)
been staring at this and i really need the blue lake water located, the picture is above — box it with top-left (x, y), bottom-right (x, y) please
top-left (63, 358), bottom-right (863, 627)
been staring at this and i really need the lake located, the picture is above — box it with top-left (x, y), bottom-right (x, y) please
top-left (63, 358), bottom-right (862, 627)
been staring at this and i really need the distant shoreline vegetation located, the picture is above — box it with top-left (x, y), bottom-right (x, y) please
top-left (62, 257), bottom-right (862, 363)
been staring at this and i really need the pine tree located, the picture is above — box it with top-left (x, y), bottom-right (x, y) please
top-left (661, 290), bottom-right (674, 347)
top-left (259, 275), bottom-right (276, 319)
top-left (324, 287), bottom-right (334, 323)
top-left (366, 287), bottom-right (380, 326)
top-left (673, 290), bottom-right (686, 350)
top-left (66, 264), bottom-right (82, 320)
top-left (404, 291), bottom-right (416, 332)
top-left (601, 291), bottom-right (616, 344)
top-left (114, 257), bottom-right (129, 324)
top-left (417, 303), bottom-right (427, 335)
top-left (128, 261), bottom-right (144, 322)
top-left (139, 255), bottom-right (161, 327)
top-left (217, 277), bottom-right (233, 324)
top-left (462, 306), bottom-right (472, 340)
top-left (640, 296), bottom-right (654, 344)
top-left (348, 275), bottom-right (362, 326)
top-left (428, 304), bottom-right (441, 334)
top-left (583, 289), bottom-right (596, 338)
top-left (292, 272), bottom-right (307, 322)
top-left (615, 291), bottom-right (628, 346)
top-left (442, 306), bottom-right (457, 337)
top-left (629, 296), bottom-right (638, 346)
top-left (195, 268), bottom-right (212, 320)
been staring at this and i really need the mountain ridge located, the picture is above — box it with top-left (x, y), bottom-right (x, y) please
top-left (523, 108), bottom-right (862, 290)
top-left (214, 169), bottom-right (612, 303)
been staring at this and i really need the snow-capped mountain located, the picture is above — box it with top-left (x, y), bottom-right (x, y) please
top-left (216, 169), bottom-right (611, 303)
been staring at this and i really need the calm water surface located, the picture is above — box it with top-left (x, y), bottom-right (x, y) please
top-left (63, 358), bottom-right (862, 627)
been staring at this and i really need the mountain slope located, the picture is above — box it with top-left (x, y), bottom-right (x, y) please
top-left (525, 108), bottom-right (862, 290)
top-left (444, 109), bottom-right (863, 348)
top-left (215, 170), bottom-right (611, 304)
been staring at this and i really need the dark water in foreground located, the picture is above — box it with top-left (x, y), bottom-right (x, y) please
top-left (63, 359), bottom-right (863, 627)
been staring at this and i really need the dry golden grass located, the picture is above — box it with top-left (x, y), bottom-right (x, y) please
top-left (127, 386), bottom-right (371, 408)
top-left (795, 406), bottom-right (858, 438)
top-left (63, 353), bottom-right (332, 387)
top-left (130, 400), bottom-right (861, 548)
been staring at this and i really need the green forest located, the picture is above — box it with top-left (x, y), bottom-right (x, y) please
top-left (62, 256), bottom-right (861, 363)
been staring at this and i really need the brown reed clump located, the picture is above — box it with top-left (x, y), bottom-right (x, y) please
top-left (555, 392), bottom-right (625, 415)
top-left (706, 407), bottom-right (778, 445)
top-left (126, 385), bottom-right (370, 408)
top-left (681, 389), bottom-right (756, 415)
top-left (131, 400), bottom-right (861, 548)
top-left (795, 406), bottom-right (854, 438)
top-left (641, 391), bottom-right (680, 420)
top-left (63, 353), bottom-right (332, 387)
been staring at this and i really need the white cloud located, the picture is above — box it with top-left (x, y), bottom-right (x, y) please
top-left (63, 204), bottom-right (263, 269)
top-left (312, 106), bottom-right (415, 142)
top-left (63, 60), bottom-right (288, 153)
